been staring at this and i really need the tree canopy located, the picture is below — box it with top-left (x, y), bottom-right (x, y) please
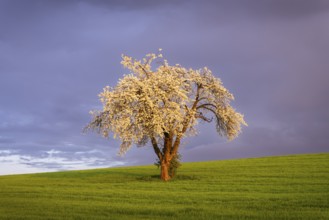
top-left (85, 50), bottom-right (247, 180)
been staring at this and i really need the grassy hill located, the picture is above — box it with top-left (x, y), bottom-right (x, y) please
top-left (0, 153), bottom-right (328, 219)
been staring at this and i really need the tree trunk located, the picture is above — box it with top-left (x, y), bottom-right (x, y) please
top-left (160, 162), bottom-right (170, 181)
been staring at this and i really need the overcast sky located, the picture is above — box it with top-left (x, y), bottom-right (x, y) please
top-left (1, 0), bottom-right (328, 175)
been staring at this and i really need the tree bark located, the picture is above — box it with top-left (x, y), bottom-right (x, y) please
top-left (160, 161), bottom-right (170, 181)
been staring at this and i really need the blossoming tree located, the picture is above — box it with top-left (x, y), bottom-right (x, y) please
top-left (85, 51), bottom-right (247, 181)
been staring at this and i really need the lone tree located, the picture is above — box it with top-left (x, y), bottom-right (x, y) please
top-left (85, 51), bottom-right (247, 181)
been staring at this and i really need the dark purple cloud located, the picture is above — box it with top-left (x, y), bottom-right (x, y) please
top-left (0, 0), bottom-right (328, 174)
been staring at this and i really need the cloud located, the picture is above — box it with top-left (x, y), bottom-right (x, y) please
top-left (0, 149), bottom-right (126, 176)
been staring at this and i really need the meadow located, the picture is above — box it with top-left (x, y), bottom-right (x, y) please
top-left (0, 153), bottom-right (328, 219)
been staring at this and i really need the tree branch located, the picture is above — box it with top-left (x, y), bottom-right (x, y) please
top-left (196, 112), bottom-right (213, 122)
top-left (139, 64), bottom-right (150, 77)
top-left (150, 136), bottom-right (163, 161)
top-left (200, 106), bottom-right (227, 134)
top-left (169, 84), bottom-right (204, 160)
top-left (199, 106), bottom-right (219, 119)
top-left (196, 103), bottom-right (217, 110)
top-left (191, 83), bottom-right (202, 110)
top-left (170, 136), bottom-right (180, 161)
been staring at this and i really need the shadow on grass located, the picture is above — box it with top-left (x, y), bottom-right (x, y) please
top-left (136, 175), bottom-right (200, 182)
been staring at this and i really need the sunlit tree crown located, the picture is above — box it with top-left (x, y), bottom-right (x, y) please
top-left (85, 50), bottom-right (247, 155)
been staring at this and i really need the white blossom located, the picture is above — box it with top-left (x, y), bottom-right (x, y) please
top-left (85, 52), bottom-right (247, 158)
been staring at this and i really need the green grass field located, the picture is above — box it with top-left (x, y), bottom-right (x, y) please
top-left (0, 153), bottom-right (328, 219)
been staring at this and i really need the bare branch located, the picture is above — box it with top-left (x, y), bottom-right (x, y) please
top-left (196, 112), bottom-right (213, 123)
top-left (196, 103), bottom-right (217, 110)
